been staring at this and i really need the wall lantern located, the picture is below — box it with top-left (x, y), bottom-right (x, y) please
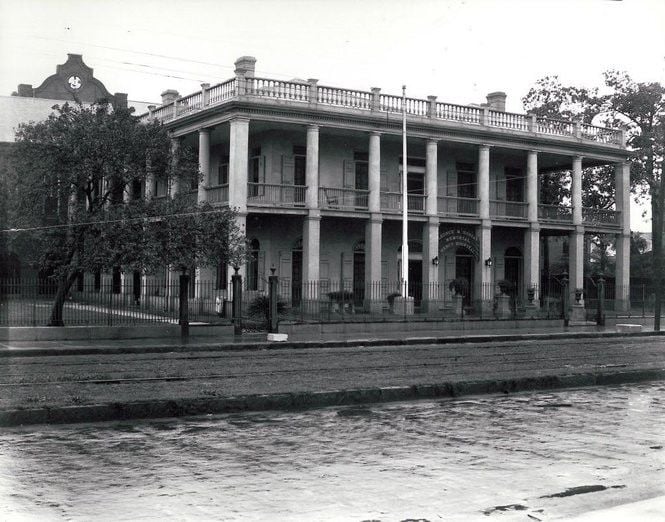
top-left (485, 258), bottom-right (493, 267)
top-left (432, 256), bottom-right (439, 266)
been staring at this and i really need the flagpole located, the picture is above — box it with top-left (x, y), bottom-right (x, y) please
top-left (401, 85), bottom-right (408, 296)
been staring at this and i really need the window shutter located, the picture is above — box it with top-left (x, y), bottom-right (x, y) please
top-left (380, 168), bottom-right (388, 191)
top-left (258, 251), bottom-right (266, 291)
top-left (259, 156), bottom-right (266, 183)
top-left (282, 155), bottom-right (295, 184)
top-left (343, 160), bottom-right (355, 188)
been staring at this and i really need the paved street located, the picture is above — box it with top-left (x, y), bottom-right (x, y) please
top-left (0, 334), bottom-right (664, 425)
top-left (1, 382), bottom-right (663, 520)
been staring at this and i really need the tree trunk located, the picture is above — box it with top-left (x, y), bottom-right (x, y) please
top-left (47, 270), bottom-right (79, 326)
top-left (653, 183), bottom-right (663, 331)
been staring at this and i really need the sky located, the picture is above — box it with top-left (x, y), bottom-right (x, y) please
top-left (1, 0), bottom-right (663, 230)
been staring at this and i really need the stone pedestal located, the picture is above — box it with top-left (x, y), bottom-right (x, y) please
top-left (570, 304), bottom-right (586, 322)
top-left (495, 294), bottom-right (511, 319)
top-left (393, 296), bottom-right (414, 316)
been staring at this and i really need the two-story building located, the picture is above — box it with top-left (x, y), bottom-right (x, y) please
top-left (142, 56), bottom-right (630, 316)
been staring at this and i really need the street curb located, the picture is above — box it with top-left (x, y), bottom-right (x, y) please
top-left (2, 368), bottom-right (664, 428)
top-left (1, 329), bottom-right (664, 358)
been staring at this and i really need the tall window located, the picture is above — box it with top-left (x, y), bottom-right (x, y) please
top-left (505, 167), bottom-right (523, 202)
top-left (354, 151), bottom-right (368, 191)
top-left (249, 147), bottom-right (261, 197)
top-left (217, 155), bottom-right (229, 186)
top-left (246, 238), bottom-right (260, 291)
top-left (294, 145), bottom-right (306, 186)
top-left (456, 162), bottom-right (476, 199)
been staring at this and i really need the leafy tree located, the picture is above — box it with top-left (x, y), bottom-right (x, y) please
top-left (523, 72), bottom-right (664, 329)
top-left (7, 102), bottom-right (245, 326)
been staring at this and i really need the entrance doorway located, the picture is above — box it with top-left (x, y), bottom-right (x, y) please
top-left (353, 241), bottom-right (365, 307)
top-left (292, 238), bottom-right (303, 306)
top-left (455, 248), bottom-right (474, 307)
top-left (408, 260), bottom-right (423, 305)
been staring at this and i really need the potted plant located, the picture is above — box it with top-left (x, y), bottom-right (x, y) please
top-left (448, 278), bottom-right (468, 296)
top-left (574, 288), bottom-right (583, 304)
top-left (527, 284), bottom-right (536, 304)
top-left (387, 292), bottom-right (401, 312)
top-left (496, 279), bottom-right (515, 296)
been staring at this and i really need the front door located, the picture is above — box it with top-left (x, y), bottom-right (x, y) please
top-left (353, 251), bottom-right (365, 307)
top-left (291, 250), bottom-right (303, 306)
top-left (408, 260), bottom-right (423, 306)
top-left (455, 254), bottom-right (474, 307)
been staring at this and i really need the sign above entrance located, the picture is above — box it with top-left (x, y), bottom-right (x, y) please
top-left (439, 229), bottom-right (480, 260)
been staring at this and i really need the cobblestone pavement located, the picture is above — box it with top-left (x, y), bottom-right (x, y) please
top-left (0, 382), bottom-right (663, 521)
top-left (0, 335), bottom-right (663, 413)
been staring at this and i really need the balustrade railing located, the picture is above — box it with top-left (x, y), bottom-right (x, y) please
top-left (247, 183), bottom-right (307, 207)
top-left (490, 199), bottom-right (528, 219)
top-left (318, 86), bottom-right (372, 109)
top-left (582, 207), bottom-right (620, 226)
top-left (438, 196), bottom-right (480, 216)
top-left (538, 204), bottom-right (573, 222)
top-left (206, 184), bottom-right (229, 204)
top-left (380, 192), bottom-right (425, 213)
top-left (435, 102), bottom-right (482, 124)
top-left (318, 187), bottom-right (369, 210)
top-left (487, 110), bottom-right (529, 131)
top-left (246, 77), bottom-right (310, 101)
top-left (141, 76), bottom-right (623, 146)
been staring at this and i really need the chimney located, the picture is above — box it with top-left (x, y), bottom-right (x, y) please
top-left (161, 89), bottom-right (180, 105)
top-left (113, 92), bottom-right (128, 110)
top-left (486, 91), bottom-right (507, 112)
top-left (234, 56), bottom-right (257, 78)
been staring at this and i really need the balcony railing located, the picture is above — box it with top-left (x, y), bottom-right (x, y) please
top-left (247, 183), bottom-right (307, 207)
top-left (490, 199), bottom-right (528, 220)
top-left (318, 187), bottom-right (369, 210)
top-left (380, 192), bottom-right (425, 214)
top-left (438, 196), bottom-right (479, 217)
top-left (538, 204), bottom-right (573, 223)
top-left (142, 76), bottom-right (624, 146)
top-left (206, 184), bottom-right (229, 205)
top-left (583, 207), bottom-right (620, 226)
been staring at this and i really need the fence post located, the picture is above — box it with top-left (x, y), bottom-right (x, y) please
top-left (232, 266), bottom-right (242, 335)
top-left (596, 274), bottom-right (605, 326)
top-left (179, 272), bottom-right (190, 339)
top-left (268, 267), bottom-right (279, 333)
top-left (561, 271), bottom-right (570, 327)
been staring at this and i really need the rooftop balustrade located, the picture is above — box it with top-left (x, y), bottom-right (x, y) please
top-left (142, 77), bottom-right (624, 146)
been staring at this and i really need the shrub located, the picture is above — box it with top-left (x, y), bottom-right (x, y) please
top-left (327, 290), bottom-right (354, 303)
top-left (448, 278), bottom-right (469, 296)
top-left (246, 294), bottom-right (287, 322)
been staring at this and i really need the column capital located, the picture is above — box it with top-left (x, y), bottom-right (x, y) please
top-left (307, 124), bottom-right (319, 132)
top-left (573, 154), bottom-right (584, 163)
top-left (370, 130), bottom-right (382, 137)
top-left (230, 116), bottom-right (250, 124)
top-left (369, 213), bottom-right (383, 224)
top-left (527, 149), bottom-right (539, 156)
top-left (426, 138), bottom-right (439, 145)
top-left (198, 127), bottom-right (211, 135)
top-left (479, 143), bottom-right (491, 151)
top-left (306, 209), bottom-right (322, 220)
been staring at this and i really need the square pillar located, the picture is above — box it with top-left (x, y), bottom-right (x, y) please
top-left (169, 138), bottom-right (180, 197)
top-left (478, 145), bottom-right (490, 220)
top-left (368, 132), bottom-right (381, 213)
top-left (527, 150), bottom-right (538, 222)
top-left (425, 140), bottom-right (438, 216)
top-left (524, 226), bottom-right (540, 309)
top-left (365, 214), bottom-right (383, 313)
top-left (197, 128), bottom-right (211, 203)
top-left (476, 222), bottom-right (492, 312)
top-left (229, 118), bottom-right (249, 212)
top-left (302, 213), bottom-right (321, 284)
top-left (422, 217), bottom-right (440, 312)
top-left (306, 125), bottom-right (319, 209)
top-left (569, 227), bottom-right (585, 321)
top-left (615, 233), bottom-right (630, 312)
top-left (572, 156), bottom-right (583, 225)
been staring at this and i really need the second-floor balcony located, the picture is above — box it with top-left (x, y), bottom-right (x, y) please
top-left (380, 192), bottom-right (425, 214)
top-left (247, 183), bottom-right (306, 208)
top-left (319, 187), bottom-right (368, 210)
top-left (583, 207), bottom-right (620, 227)
top-left (438, 196), bottom-right (479, 217)
top-left (538, 204), bottom-right (573, 224)
top-left (490, 199), bottom-right (528, 220)
top-left (206, 184), bottom-right (229, 205)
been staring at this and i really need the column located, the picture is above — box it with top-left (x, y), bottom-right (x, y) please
top-left (422, 217), bottom-right (440, 312)
top-left (302, 214), bottom-right (321, 284)
top-left (195, 128), bottom-right (213, 296)
top-left (477, 145), bottom-right (492, 312)
top-left (168, 138), bottom-right (180, 197)
top-left (228, 118), bottom-right (249, 213)
top-left (365, 215), bottom-right (383, 313)
top-left (425, 139), bottom-right (438, 216)
top-left (615, 161), bottom-right (631, 311)
top-left (305, 125), bottom-right (319, 209)
top-left (368, 132), bottom-right (381, 213)
top-left (525, 150), bottom-right (540, 306)
top-left (476, 223), bottom-right (492, 313)
top-left (569, 155), bottom-right (585, 316)
top-left (197, 128), bottom-right (211, 203)
top-left (478, 145), bottom-right (490, 220)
